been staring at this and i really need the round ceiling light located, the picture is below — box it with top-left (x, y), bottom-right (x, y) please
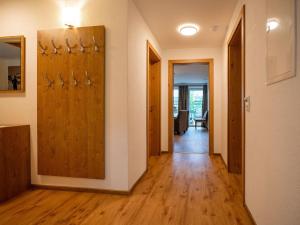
top-left (266, 18), bottom-right (280, 32)
top-left (177, 23), bottom-right (200, 36)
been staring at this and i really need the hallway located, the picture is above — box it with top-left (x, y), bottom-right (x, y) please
top-left (0, 154), bottom-right (253, 225)
top-left (0, 0), bottom-right (298, 224)
top-left (174, 127), bottom-right (208, 154)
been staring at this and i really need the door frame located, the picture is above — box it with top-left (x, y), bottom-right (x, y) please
top-left (146, 41), bottom-right (161, 165)
top-left (227, 5), bottom-right (246, 203)
top-left (168, 59), bottom-right (214, 154)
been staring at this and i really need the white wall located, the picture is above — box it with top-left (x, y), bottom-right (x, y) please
top-left (0, 0), bottom-right (129, 191)
top-left (127, 0), bottom-right (161, 188)
top-left (222, 0), bottom-right (300, 224)
top-left (161, 48), bottom-right (223, 153)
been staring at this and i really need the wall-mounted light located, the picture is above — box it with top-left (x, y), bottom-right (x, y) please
top-left (62, 6), bottom-right (81, 28)
top-left (266, 18), bottom-right (280, 32)
top-left (177, 23), bottom-right (200, 36)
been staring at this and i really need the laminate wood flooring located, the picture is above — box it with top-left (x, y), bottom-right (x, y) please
top-left (174, 127), bottom-right (208, 154)
top-left (0, 153), bottom-right (253, 225)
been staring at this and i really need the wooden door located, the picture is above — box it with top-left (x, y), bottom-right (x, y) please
top-left (149, 61), bottom-right (161, 156)
top-left (228, 22), bottom-right (242, 174)
top-left (147, 42), bottom-right (161, 157)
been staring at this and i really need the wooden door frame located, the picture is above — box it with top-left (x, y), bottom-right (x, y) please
top-left (146, 41), bottom-right (161, 166)
top-left (227, 5), bottom-right (246, 204)
top-left (168, 59), bottom-right (214, 154)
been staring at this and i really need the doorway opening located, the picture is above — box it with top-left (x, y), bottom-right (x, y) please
top-left (147, 41), bottom-right (161, 160)
top-left (227, 6), bottom-right (245, 201)
top-left (168, 59), bottom-right (214, 155)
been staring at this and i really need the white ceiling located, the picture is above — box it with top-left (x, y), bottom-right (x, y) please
top-left (0, 43), bottom-right (20, 59)
top-left (133, 0), bottom-right (238, 49)
top-left (174, 63), bottom-right (208, 84)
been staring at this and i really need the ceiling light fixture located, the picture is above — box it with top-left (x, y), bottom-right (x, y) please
top-left (266, 18), bottom-right (280, 32)
top-left (177, 23), bottom-right (200, 36)
top-left (62, 6), bottom-right (81, 28)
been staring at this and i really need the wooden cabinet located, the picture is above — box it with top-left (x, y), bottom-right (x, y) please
top-left (0, 125), bottom-right (31, 202)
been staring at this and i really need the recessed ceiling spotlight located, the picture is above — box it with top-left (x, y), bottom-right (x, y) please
top-left (177, 23), bottom-right (200, 36)
top-left (266, 18), bottom-right (280, 32)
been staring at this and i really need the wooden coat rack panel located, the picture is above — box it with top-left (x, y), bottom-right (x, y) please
top-left (37, 26), bottom-right (105, 179)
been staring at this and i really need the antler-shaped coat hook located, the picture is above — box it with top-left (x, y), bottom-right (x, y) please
top-left (85, 71), bottom-right (92, 86)
top-left (65, 38), bottom-right (76, 54)
top-left (71, 71), bottom-right (78, 86)
top-left (79, 38), bottom-right (88, 53)
top-left (44, 73), bottom-right (54, 88)
top-left (92, 36), bottom-right (99, 52)
top-left (58, 73), bottom-right (65, 88)
top-left (51, 39), bottom-right (61, 54)
top-left (38, 41), bottom-right (47, 55)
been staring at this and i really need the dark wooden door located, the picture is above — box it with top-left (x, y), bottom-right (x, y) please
top-left (228, 22), bottom-right (242, 174)
top-left (148, 61), bottom-right (161, 156)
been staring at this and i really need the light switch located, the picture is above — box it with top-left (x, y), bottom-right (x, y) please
top-left (244, 96), bottom-right (251, 112)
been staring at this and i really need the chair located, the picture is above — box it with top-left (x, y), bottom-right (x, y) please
top-left (174, 110), bottom-right (189, 135)
top-left (194, 110), bottom-right (208, 129)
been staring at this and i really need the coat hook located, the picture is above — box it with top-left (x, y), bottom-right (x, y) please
top-left (92, 36), bottom-right (99, 52)
top-left (58, 73), bottom-right (65, 88)
top-left (38, 41), bottom-right (47, 55)
top-left (44, 73), bottom-right (54, 88)
top-left (85, 71), bottom-right (92, 86)
top-left (71, 71), bottom-right (78, 86)
top-left (51, 39), bottom-right (61, 54)
top-left (65, 38), bottom-right (76, 54)
top-left (79, 38), bottom-right (88, 53)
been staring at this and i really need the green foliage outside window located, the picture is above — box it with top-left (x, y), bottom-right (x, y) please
top-left (189, 89), bottom-right (203, 125)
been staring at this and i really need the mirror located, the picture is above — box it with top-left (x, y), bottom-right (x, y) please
top-left (0, 36), bottom-right (25, 92)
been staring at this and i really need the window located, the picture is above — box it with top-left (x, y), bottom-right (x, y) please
top-left (173, 87), bottom-right (179, 117)
top-left (189, 88), bottom-right (203, 126)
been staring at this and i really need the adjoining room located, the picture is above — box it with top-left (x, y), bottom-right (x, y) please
top-left (173, 63), bottom-right (209, 154)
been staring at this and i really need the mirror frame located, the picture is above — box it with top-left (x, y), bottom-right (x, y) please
top-left (0, 35), bottom-right (25, 93)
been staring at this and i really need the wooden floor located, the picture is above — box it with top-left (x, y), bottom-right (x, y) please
top-left (0, 154), bottom-right (253, 225)
top-left (174, 127), bottom-right (208, 154)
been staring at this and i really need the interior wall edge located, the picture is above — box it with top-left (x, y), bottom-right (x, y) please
top-left (127, 0), bottom-right (162, 188)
